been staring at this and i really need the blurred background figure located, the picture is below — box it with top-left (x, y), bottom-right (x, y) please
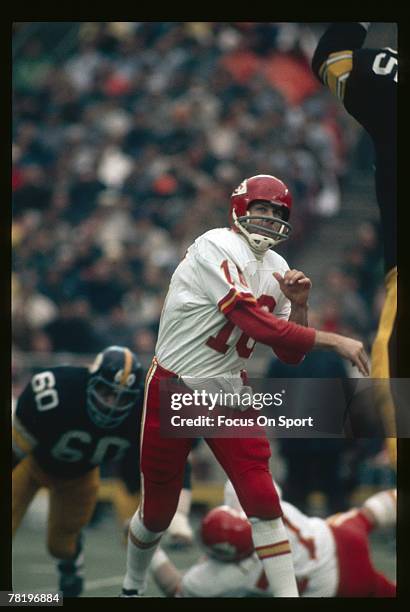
top-left (312, 22), bottom-right (398, 466)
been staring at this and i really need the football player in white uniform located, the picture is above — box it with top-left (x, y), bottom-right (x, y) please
top-left (121, 174), bottom-right (369, 597)
top-left (150, 480), bottom-right (396, 598)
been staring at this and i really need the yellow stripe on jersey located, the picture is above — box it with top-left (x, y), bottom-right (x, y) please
top-left (219, 290), bottom-right (240, 313)
top-left (319, 50), bottom-right (353, 101)
top-left (120, 348), bottom-right (133, 385)
top-left (219, 290), bottom-right (257, 314)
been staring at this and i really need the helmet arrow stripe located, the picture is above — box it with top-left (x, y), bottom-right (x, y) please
top-left (119, 348), bottom-right (133, 386)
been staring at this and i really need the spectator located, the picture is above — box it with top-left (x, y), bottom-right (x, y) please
top-left (13, 164), bottom-right (52, 217)
top-left (42, 299), bottom-right (105, 353)
top-left (12, 22), bottom-right (387, 375)
top-left (78, 260), bottom-right (126, 316)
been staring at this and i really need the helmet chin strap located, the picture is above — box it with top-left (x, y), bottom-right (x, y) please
top-left (232, 210), bottom-right (280, 258)
top-left (247, 232), bottom-right (277, 256)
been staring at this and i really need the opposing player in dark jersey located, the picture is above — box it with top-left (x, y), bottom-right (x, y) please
top-left (312, 22), bottom-right (398, 463)
top-left (12, 346), bottom-right (144, 597)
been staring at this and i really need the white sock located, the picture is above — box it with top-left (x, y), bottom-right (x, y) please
top-left (250, 517), bottom-right (299, 597)
top-left (150, 547), bottom-right (169, 572)
top-left (176, 488), bottom-right (192, 515)
top-left (123, 509), bottom-right (164, 594)
top-left (362, 489), bottom-right (397, 528)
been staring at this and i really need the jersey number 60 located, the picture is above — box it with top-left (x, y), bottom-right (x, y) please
top-left (31, 371), bottom-right (59, 411)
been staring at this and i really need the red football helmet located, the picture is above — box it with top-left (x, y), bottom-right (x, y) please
top-left (200, 505), bottom-right (254, 562)
top-left (230, 174), bottom-right (293, 254)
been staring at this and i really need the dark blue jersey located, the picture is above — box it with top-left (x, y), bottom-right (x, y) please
top-left (14, 366), bottom-right (143, 478)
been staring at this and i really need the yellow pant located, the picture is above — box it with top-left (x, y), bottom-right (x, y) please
top-left (371, 267), bottom-right (397, 466)
top-left (13, 456), bottom-right (99, 559)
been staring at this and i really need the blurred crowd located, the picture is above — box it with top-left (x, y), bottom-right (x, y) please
top-left (310, 219), bottom-right (385, 345)
top-left (12, 22), bottom-right (384, 383)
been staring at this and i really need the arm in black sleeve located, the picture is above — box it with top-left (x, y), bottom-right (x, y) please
top-left (312, 22), bottom-right (368, 81)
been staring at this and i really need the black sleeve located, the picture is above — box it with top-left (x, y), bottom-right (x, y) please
top-left (15, 381), bottom-right (40, 437)
top-left (12, 381), bottom-right (40, 458)
top-left (312, 22), bottom-right (368, 81)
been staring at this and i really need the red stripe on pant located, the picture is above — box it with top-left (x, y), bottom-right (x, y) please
top-left (140, 360), bottom-right (283, 532)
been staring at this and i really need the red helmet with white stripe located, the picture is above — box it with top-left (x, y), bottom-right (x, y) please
top-left (200, 505), bottom-right (254, 562)
top-left (230, 174), bottom-right (293, 254)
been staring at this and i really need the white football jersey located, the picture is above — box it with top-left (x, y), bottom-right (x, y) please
top-left (180, 553), bottom-right (270, 598)
top-left (222, 480), bottom-right (338, 597)
top-left (279, 501), bottom-right (338, 597)
top-left (180, 507), bottom-right (338, 598)
top-left (156, 228), bottom-right (292, 377)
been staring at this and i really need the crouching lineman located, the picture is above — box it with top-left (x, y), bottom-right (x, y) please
top-left (150, 480), bottom-right (396, 597)
top-left (12, 346), bottom-right (145, 597)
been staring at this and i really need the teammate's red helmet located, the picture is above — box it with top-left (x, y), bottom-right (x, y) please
top-left (230, 174), bottom-right (293, 253)
top-left (200, 505), bottom-right (254, 562)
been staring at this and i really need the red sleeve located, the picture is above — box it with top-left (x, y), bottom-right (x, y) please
top-left (226, 300), bottom-right (316, 363)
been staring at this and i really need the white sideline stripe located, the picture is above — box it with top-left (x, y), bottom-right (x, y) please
top-left (33, 575), bottom-right (124, 593)
top-left (139, 359), bottom-right (158, 522)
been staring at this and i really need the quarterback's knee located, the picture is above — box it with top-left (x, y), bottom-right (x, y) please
top-left (141, 493), bottom-right (180, 532)
top-left (244, 496), bottom-right (282, 519)
top-left (237, 476), bottom-right (282, 519)
top-left (139, 476), bottom-right (183, 532)
top-left (141, 508), bottom-right (175, 533)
